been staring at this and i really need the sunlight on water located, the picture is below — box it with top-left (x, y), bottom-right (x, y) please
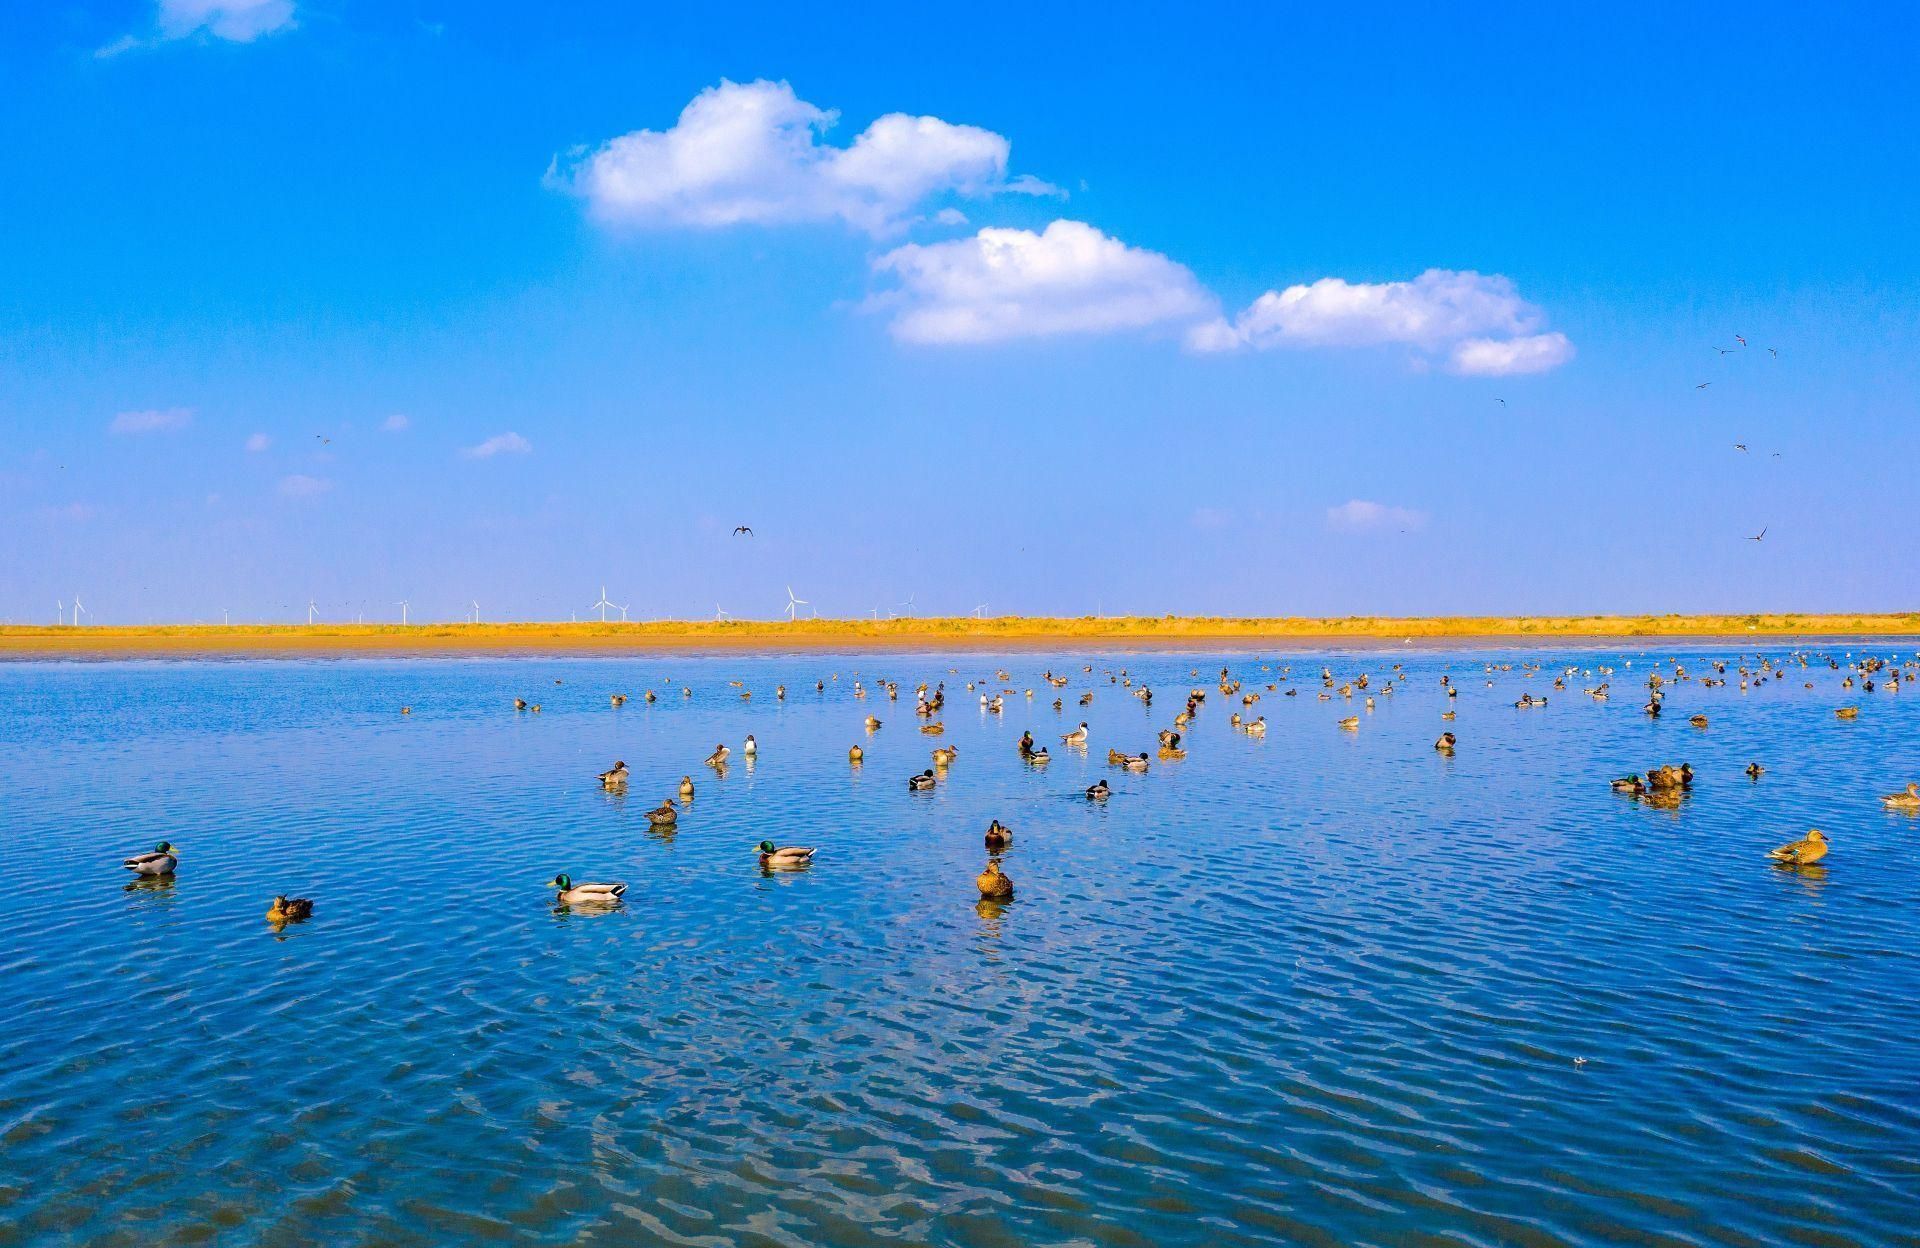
top-left (2, 645), bottom-right (1918, 1245)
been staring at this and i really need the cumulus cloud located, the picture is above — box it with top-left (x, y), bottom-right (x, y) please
top-left (554, 79), bottom-right (1058, 236)
top-left (1448, 331), bottom-right (1575, 376)
top-left (381, 413), bottom-right (411, 432)
top-left (1188, 269), bottom-right (1572, 374)
top-left (278, 473), bottom-right (332, 498)
top-left (245, 432), bottom-right (270, 452)
top-left (1326, 499), bottom-right (1427, 533)
top-left (110, 407), bottom-right (193, 434)
top-left (874, 219), bottom-right (1215, 345)
top-left (463, 432), bottom-right (532, 459)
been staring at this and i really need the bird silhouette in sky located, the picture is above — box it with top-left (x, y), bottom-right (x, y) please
top-left (1767, 347), bottom-right (1778, 358)
top-left (1696, 382), bottom-right (1712, 389)
top-left (1749, 526), bottom-right (1768, 542)
top-left (733, 526), bottom-right (753, 537)
top-left (1734, 443), bottom-right (1748, 452)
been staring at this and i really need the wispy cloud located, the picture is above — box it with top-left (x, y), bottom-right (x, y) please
top-left (100, 0), bottom-right (296, 55)
top-left (381, 413), bottom-right (411, 433)
top-left (245, 432), bottom-right (270, 452)
top-left (110, 407), bottom-right (193, 434)
top-left (874, 220), bottom-right (1213, 344)
top-left (278, 473), bottom-right (332, 498)
top-left (1326, 499), bottom-right (1428, 533)
top-left (555, 79), bottom-right (1058, 236)
top-left (462, 432), bottom-right (532, 459)
top-left (1448, 332), bottom-right (1575, 376)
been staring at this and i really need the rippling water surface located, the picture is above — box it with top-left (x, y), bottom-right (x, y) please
top-left (4, 644), bottom-right (1919, 1246)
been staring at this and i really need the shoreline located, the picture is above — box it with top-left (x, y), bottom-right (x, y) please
top-left (2, 614), bottom-right (1917, 658)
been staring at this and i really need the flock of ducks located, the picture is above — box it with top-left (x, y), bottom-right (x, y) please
top-left (118, 646), bottom-right (1918, 914)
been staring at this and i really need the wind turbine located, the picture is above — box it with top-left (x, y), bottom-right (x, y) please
top-left (395, 600), bottom-right (410, 626)
top-left (972, 603), bottom-right (989, 618)
top-left (785, 586), bottom-right (808, 623)
top-left (222, 608), bottom-right (230, 626)
top-left (56, 600), bottom-right (64, 626)
top-left (307, 598), bottom-right (318, 625)
top-left (470, 600), bottom-right (481, 624)
top-left (617, 603), bottom-right (630, 622)
top-left (591, 586), bottom-right (614, 622)
top-left (715, 605), bottom-right (732, 622)
top-left (897, 592), bottom-right (915, 620)
top-left (72, 595), bottom-right (87, 626)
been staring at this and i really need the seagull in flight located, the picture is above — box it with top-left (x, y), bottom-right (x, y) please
top-left (732, 526), bottom-right (753, 537)
top-left (1734, 335), bottom-right (1748, 347)
top-left (1496, 397), bottom-right (1506, 406)
top-left (1734, 443), bottom-right (1748, 452)
top-left (316, 434), bottom-right (332, 445)
top-left (1695, 382), bottom-right (1712, 389)
top-left (1749, 526), bottom-right (1767, 542)
top-left (1767, 347), bottom-right (1778, 358)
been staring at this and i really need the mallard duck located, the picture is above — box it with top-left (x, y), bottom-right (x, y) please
top-left (1062, 723), bottom-right (1089, 746)
top-left (1026, 746), bottom-right (1051, 765)
top-left (983, 819), bottom-right (1012, 850)
top-left (1441, 710), bottom-right (1456, 720)
top-left (704, 744), bottom-right (730, 767)
top-left (776, 685), bottom-right (786, 700)
top-left (547, 875), bottom-right (627, 905)
top-left (1106, 748), bottom-right (1128, 765)
top-left (400, 706), bottom-right (411, 715)
top-left (742, 734), bottom-right (757, 757)
top-left (1767, 829), bottom-right (1828, 865)
top-left (1835, 706), bottom-right (1860, 720)
top-left (920, 721), bottom-right (945, 735)
top-left (266, 895), bottom-right (314, 921)
top-left (122, 841), bottom-right (178, 876)
top-left (1689, 714), bottom-right (1709, 728)
top-left (598, 760), bottom-right (629, 787)
top-left (933, 745), bottom-right (958, 767)
top-left (848, 744), bottom-right (864, 763)
top-left (865, 715), bottom-right (882, 731)
top-left (646, 799), bottom-right (678, 827)
top-left (758, 841), bottom-right (815, 868)
top-left (976, 860), bottom-right (1014, 899)
top-left (1121, 753), bottom-right (1150, 772)
top-left (1611, 773), bottom-right (1645, 794)
top-left (1881, 782), bottom-right (1920, 811)
top-left (908, 769), bottom-right (937, 791)
top-left (610, 694), bottom-right (627, 707)
top-left (514, 698), bottom-right (528, 711)
top-left (1337, 716), bottom-right (1359, 730)
top-left (1245, 716), bottom-right (1267, 737)
top-left (1745, 763), bottom-right (1764, 780)
top-left (679, 775), bottom-right (696, 798)
top-left (1085, 779), bottom-right (1110, 801)
top-left (1434, 732), bottom-right (1456, 753)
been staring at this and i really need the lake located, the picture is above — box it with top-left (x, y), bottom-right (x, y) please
top-left (2, 644), bottom-right (1917, 1246)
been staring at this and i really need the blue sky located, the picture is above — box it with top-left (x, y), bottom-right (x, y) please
top-left (3, 2), bottom-right (1917, 624)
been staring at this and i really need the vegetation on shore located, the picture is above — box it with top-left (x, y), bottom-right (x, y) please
top-left (2, 613), bottom-right (1917, 655)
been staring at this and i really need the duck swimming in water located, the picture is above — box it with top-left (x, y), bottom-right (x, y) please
top-left (908, 769), bottom-right (937, 792)
top-left (646, 799), bottom-right (678, 827)
top-left (983, 820), bottom-right (1012, 850)
top-left (1062, 722), bottom-right (1089, 746)
top-left (1745, 763), bottom-right (1764, 780)
top-left (1434, 732), bottom-right (1456, 754)
top-left (598, 760), bottom-right (629, 788)
top-left (679, 775), bottom-right (696, 798)
top-left (1337, 716), bottom-right (1359, 730)
top-left (1767, 829), bottom-right (1828, 865)
top-left (1121, 752), bottom-right (1150, 772)
top-left (705, 744), bottom-right (730, 767)
top-left (546, 875), bottom-right (627, 906)
top-left (1689, 714), bottom-right (1709, 728)
top-left (743, 735), bottom-right (757, 757)
top-left (758, 841), bottom-right (815, 868)
top-left (266, 895), bottom-right (314, 922)
top-left (1881, 782), bottom-right (1920, 811)
top-left (1085, 779), bottom-right (1110, 801)
top-left (1245, 716), bottom-right (1267, 737)
top-left (933, 745), bottom-right (958, 767)
top-left (1611, 773), bottom-right (1645, 794)
top-left (1026, 746), bottom-right (1051, 765)
top-left (848, 744), bottom-right (864, 763)
top-left (977, 860), bottom-right (1014, 899)
top-left (122, 841), bottom-right (178, 877)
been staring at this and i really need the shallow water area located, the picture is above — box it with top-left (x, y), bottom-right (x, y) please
top-left (3, 644), bottom-right (1918, 1246)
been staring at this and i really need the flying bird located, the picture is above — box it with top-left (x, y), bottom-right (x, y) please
top-left (1767, 347), bottom-right (1778, 358)
top-left (732, 526), bottom-right (753, 537)
top-left (1749, 526), bottom-right (1768, 542)
top-left (1695, 382), bottom-right (1711, 389)
top-left (1734, 334), bottom-right (1748, 347)
top-left (1714, 347), bottom-right (1735, 355)
top-left (1496, 398), bottom-right (1506, 406)
top-left (1734, 443), bottom-right (1748, 452)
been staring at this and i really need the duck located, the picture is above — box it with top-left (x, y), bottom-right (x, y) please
top-left (1106, 748), bottom-right (1129, 765)
top-left (933, 745), bottom-right (959, 767)
top-left (976, 860), bottom-right (1014, 899)
top-left (848, 744), bottom-right (864, 763)
top-left (920, 721), bottom-right (945, 735)
top-left (983, 819), bottom-right (1012, 850)
top-left (1085, 779), bottom-right (1110, 801)
top-left (1610, 773), bottom-right (1645, 794)
top-left (1026, 746), bottom-right (1051, 765)
top-left (1337, 716), bottom-right (1359, 730)
top-left (1434, 732), bottom-right (1456, 753)
top-left (1835, 706), bottom-right (1860, 720)
top-left (514, 698), bottom-right (528, 711)
top-left (1441, 710), bottom-right (1456, 721)
top-left (1245, 716), bottom-right (1267, 737)
top-left (598, 760), bottom-right (629, 788)
top-left (610, 694), bottom-right (627, 708)
top-left (704, 744), bottom-right (730, 767)
top-left (679, 775), bottom-right (696, 799)
top-left (1062, 722), bottom-right (1089, 746)
top-left (546, 875), bottom-right (627, 905)
top-left (758, 841), bottom-right (816, 868)
top-left (1767, 829), bottom-right (1829, 865)
top-left (1881, 782), bottom-right (1920, 811)
top-left (400, 706), bottom-right (411, 716)
top-left (743, 734), bottom-right (758, 757)
top-left (266, 895), bottom-right (314, 922)
top-left (1018, 730), bottom-right (1037, 757)
top-left (908, 769), bottom-right (937, 792)
top-left (122, 841), bottom-right (178, 876)
top-left (646, 799), bottom-right (678, 827)
top-left (865, 715), bottom-right (882, 731)
top-left (1689, 714), bottom-right (1709, 728)
top-left (1745, 763), bottom-right (1764, 780)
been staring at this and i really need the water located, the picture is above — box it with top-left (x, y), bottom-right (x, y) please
top-left (3, 645), bottom-right (1918, 1246)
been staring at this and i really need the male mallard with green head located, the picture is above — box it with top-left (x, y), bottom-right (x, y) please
top-left (758, 841), bottom-right (816, 868)
top-left (123, 841), bottom-right (178, 876)
top-left (547, 875), bottom-right (626, 905)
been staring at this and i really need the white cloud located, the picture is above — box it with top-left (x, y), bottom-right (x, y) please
top-left (1189, 269), bottom-right (1572, 374)
top-left (278, 473), bottom-right (332, 498)
top-left (1326, 499), bottom-right (1427, 533)
top-left (158, 0), bottom-right (295, 42)
top-left (874, 219), bottom-right (1215, 345)
top-left (1448, 331), bottom-right (1575, 376)
top-left (555, 79), bottom-right (1057, 236)
top-left (110, 407), bottom-right (193, 434)
top-left (463, 432), bottom-right (532, 459)
top-left (245, 432), bottom-right (270, 452)
top-left (381, 413), bottom-right (411, 433)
